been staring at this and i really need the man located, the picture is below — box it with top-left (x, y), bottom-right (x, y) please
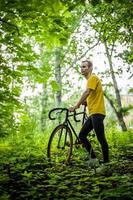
top-left (69, 60), bottom-right (109, 165)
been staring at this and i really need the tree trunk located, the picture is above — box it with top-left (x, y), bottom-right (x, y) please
top-left (104, 41), bottom-right (127, 131)
top-left (54, 47), bottom-right (62, 106)
top-left (104, 92), bottom-right (127, 131)
top-left (41, 83), bottom-right (48, 131)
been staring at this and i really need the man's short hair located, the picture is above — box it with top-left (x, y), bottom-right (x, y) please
top-left (82, 60), bottom-right (93, 68)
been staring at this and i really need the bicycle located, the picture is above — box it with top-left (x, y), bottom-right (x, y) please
top-left (47, 106), bottom-right (88, 164)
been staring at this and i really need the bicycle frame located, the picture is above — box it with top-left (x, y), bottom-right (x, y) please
top-left (49, 106), bottom-right (88, 144)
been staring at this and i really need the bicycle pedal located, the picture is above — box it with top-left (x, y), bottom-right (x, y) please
top-left (74, 140), bottom-right (82, 145)
top-left (66, 141), bottom-right (70, 147)
top-left (57, 146), bottom-right (65, 149)
top-left (75, 145), bottom-right (80, 149)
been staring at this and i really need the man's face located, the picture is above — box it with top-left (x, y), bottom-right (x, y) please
top-left (80, 62), bottom-right (90, 76)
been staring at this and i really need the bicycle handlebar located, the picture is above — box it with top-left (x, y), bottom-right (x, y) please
top-left (49, 108), bottom-right (68, 120)
top-left (48, 107), bottom-right (85, 123)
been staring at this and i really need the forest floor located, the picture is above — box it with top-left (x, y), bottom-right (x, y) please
top-left (0, 131), bottom-right (133, 200)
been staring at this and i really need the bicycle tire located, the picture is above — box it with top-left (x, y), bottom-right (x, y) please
top-left (47, 124), bottom-right (73, 164)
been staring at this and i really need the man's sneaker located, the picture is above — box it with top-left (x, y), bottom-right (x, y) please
top-left (96, 164), bottom-right (106, 173)
top-left (88, 158), bottom-right (99, 167)
top-left (96, 162), bottom-right (109, 173)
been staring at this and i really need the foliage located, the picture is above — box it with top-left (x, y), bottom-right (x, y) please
top-left (0, 0), bottom-right (83, 136)
top-left (0, 1), bottom-right (133, 198)
top-left (0, 128), bottom-right (133, 199)
top-left (1, 0), bottom-right (132, 135)
top-left (88, 0), bottom-right (133, 68)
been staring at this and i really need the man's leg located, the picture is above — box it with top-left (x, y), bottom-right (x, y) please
top-left (79, 117), bottom-right (96, 158)
top-left (91, 114), bottom-right (109, 163)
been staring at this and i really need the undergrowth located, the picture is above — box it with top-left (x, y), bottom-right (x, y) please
top-left (0, 127), bottom-right (133, 200)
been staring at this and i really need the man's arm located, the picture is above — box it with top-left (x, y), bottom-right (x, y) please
top-left (69, 88), bottom-right (92, 111)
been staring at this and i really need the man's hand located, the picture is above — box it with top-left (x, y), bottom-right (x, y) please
top-left (68, 105), bottom-right (79, 112)
top-left (82, 101), bottom-right (87, 106)
top-left (68, 107), bottom-right (75, 112)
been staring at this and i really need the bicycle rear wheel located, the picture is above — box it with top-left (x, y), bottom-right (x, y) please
top-left (47, 124), bottom-right (73, 164)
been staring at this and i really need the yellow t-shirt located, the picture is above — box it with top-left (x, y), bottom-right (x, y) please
top-left (86, 74), bottom-right (106, 116)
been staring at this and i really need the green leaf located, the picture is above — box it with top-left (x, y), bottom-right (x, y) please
top-left (128, 88), bottom-right (133, 94)
top-left (50, 80), bottom-right (60, 91)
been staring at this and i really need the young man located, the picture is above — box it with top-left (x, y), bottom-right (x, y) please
top-left (69, 60), bottom-right (109, 165)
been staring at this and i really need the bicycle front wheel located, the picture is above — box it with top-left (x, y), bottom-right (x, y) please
top-left (47, 124), bottom-right (73, 164)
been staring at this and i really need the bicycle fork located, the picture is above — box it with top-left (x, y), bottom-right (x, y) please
top-left (57, 125), bottom-right (68, 149)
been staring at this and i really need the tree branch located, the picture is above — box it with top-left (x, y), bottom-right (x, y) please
top-left (110, 41), bottom-right (115, 57)
top-left (104, 92), bottom-right (118, 114)
top-left (128, 73), bottom-right (133, 79)
top-left (0, 18), bottom-right (20, 35)
top-left (61, 39), bottom-right (100, 78)
top-left (61, 9), bottom-right (87, 63)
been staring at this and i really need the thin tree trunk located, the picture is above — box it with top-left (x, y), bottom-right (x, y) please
top-left (55, 47), bottom-right (62, 106)
top-left (41, 83), bottom-right (48, 131)
top-left (104, 41), bottom-right (127, 131)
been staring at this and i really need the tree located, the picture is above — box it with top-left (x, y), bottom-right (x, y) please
top-left (78, 1), bottom-right (133, 131)
top-left (0, 0), bottom-right (84, 135)
top-left (56, 1), bottom-right (132, 130)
